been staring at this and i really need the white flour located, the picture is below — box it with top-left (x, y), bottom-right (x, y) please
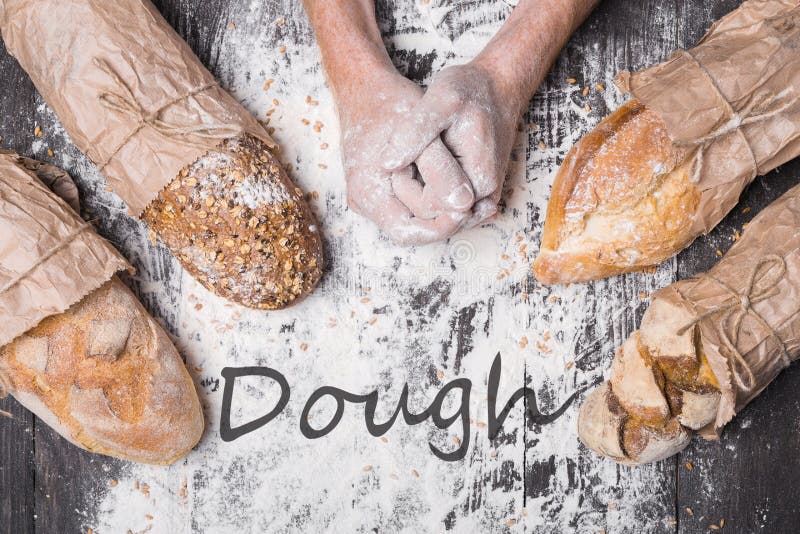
top-left (26, 0), bottom-right (684, 532)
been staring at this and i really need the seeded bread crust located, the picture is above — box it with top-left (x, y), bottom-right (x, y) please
top-left (0, 277), bottom-right (204, 465)
top-left (143, 135), bottom-right (323, 310)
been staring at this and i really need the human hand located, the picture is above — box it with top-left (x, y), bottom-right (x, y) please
top-left (380, 62), bottom-right (527, 228)
top-left (337, 66), bottom-right (476, 245)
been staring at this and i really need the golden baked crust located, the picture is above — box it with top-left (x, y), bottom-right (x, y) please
top-left (143, 135), bottom-right (323, 310)
top-left (0, 277), bottom-right (203, 465)
top-left (534, 100), bottom-right (699, 285)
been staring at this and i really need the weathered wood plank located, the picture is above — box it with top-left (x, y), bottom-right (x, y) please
top-left (520, 1), bottom-right (682, 532)
top-left (0, 36), bottom-right (38, 534)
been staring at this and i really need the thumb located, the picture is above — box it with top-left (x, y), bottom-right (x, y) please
top-left (381, 96), bottom-right (455, 171)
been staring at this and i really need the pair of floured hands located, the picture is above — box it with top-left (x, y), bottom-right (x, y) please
top-left (339, 62), bottom-right (523, 245)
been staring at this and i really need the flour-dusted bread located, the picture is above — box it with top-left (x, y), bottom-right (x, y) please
top-left (578, 180), bottom-right (800, 465)
top-left (0, 152), bottom-right (203, 465)
top-left (533, 100), bottom-right (698, 285)
top-left (0, 0), bottom-right (323, 310)
top-left (535, 0), bottom-right (800, 285)
top-left (0, 278), bottom-right (204, 465)
top-left (143, 135), bottom-right (323, 310)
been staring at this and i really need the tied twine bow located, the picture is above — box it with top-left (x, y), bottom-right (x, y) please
top-left (673, 50), bottom-right (800, 183)
top-left (676, 255), bottom-right (791, 392)
top-left (93, 58), bottom-right (243, 171)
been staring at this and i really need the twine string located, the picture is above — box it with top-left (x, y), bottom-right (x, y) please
top-left (92, 58), bottom-right (243, 171)
top-left (675, 255), bottom-right (790, 392)
top-left (672, 49), bottom-right (800, 183)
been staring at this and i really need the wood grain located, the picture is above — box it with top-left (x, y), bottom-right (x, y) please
top-left (1, 0), bottom-right (799, 532)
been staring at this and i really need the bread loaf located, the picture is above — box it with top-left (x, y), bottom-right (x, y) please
top-left (143, 135), bottom-right (323, 309)
top-left (533, 100), bottom-right (698, 285)
top-left (578, 301), bottom-right (720, 465)
top-left (0, 0), bottom-right (324, 310)
top-left (0, 277), bottom-right (204, 465)
top-left (578, 180), bottom-right (800, 465)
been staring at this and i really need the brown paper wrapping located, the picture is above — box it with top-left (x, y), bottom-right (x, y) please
top-left (0, 152), bottom-right (131, 348)
top-left (0, 0), bottom-right (276, 216)
top-left (617, 0), bottom-right (800, 235)
top-left (652, 181), bottom-right (800, 434)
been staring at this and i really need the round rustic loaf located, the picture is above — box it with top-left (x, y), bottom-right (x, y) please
top-left (143, 135), bottom-right (323, 310)
top-left (0, 277), bottom-right (204, 465)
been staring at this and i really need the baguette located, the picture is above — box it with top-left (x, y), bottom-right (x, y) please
top-left (578, 180), bottom-right (800, 465)
top-left (0, 277), bottom-right (204, 465)
top-left (578, 300), bottom-right (720, 465)
top-left (533, 100), bottom-right (698, 285)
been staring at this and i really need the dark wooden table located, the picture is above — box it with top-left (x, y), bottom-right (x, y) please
top-left (1, 0), bottom-right (799, 532)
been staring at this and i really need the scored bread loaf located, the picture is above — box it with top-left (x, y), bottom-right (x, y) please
top-left (534, 0), bottom-right (800, 286)
top-left (0, 153), bottom-right (204, 465)
top-left (0, 278), bottom-right (204, 465)
top-left (143, 135), bottom-right (322, 310)
top-left (533, 100), bottom-right (698, 285)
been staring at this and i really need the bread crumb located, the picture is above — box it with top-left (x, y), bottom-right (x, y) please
top-left (411, 469), bottom-right (420, 478)
top-left (582, 87), bottom-right (589, 96)
top-left (279, 45), bottom-right (287, 53)
top-left (299, 343), bottom-right (308, 351)
top-left (276, 17), bottom-right (285, 26)
top-left (34, 126), bottom-right (43, 137)
top-left (685, 461), bottom-right (693, 470)
top-left (567, 77), bottom-right (577, 84)
top-left (596, 83), bottom-right (605, 91)
top-left (228, 22), bottom-right (235, 29)
top-left (362, 465), bottom-right (372, 472)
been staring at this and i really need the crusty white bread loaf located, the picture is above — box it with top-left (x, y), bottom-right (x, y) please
top-left (578, 297), bottom-right (721, 465)
top-left (533, 100), bottom-right (698, 285)
top-left (0, 277), bottom-right (204, 465)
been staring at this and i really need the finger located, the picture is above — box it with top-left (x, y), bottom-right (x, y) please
top-left (415, 138), bottom-right (475, 214)
top-left (392, 171), bottom-right (438, 219)
top-left (360, 188), bottom-right (468, 246)
top-left (462, 187), bottom-right (501, 229)
top-left (381, 97), bottom-right (458, 171)
top-left (386, 210), bottom-right (468, 246)
top-left (443, 117), bottom-right (502, 200)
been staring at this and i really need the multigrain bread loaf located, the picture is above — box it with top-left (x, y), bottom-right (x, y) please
top-left (533, 100), bottom-right (698, 285)
top-left (143, 135), bottom-right (323, 310)
top-left (0, 278), bottom-right (204, 465)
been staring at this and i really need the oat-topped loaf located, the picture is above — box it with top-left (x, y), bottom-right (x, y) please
top-left (0, 153), bottom-right (203, 465)
top-left (144, 135), bottom-right (322, 310)
top-left (0, 0), bottom-right (323, 309)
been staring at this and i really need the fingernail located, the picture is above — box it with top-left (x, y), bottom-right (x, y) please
top-left (448, 183), bottom-right (475, 211)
